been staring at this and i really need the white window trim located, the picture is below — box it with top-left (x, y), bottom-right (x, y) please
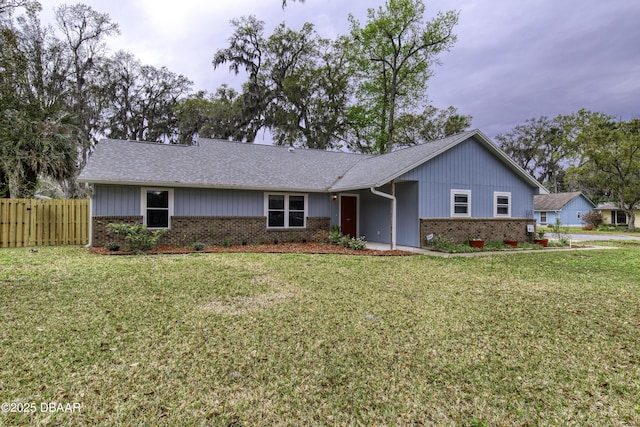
top-left (494, 191), bottom-right (511, 218)
top-left (264, 193), bottom-right (308, 229)
top-left (451, 189), bottom-right (471, 218)
top-left (540, 211), bottom-right (548, 224)
top-left (141, 187), bottom-right (174, 229)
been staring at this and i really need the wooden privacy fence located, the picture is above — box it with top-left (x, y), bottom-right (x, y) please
top-left (0, 199), bottom-right (89, 248)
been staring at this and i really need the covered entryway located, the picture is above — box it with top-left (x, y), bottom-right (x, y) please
top-left (340, 195), bottom-right (358, 237)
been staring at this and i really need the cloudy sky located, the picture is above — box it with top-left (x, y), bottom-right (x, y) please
top-left (36, 0), bottom-right (640, 140)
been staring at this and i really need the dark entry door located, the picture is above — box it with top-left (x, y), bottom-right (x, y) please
top-left (340, 196), bottom-right (357, 237)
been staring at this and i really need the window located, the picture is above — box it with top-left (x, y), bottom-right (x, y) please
top-left (450, 190), bottom-right (471, 217)
top-left (540, 211), bottom-right (548, 224)
top-left (613, 210), bottom-right (627, 225)
top-left (142, 188), bottom-right (173, 228)
top-left (494, 191), bottom-right (511, 217)
top-left (265, 193), bottom-right (307, 228)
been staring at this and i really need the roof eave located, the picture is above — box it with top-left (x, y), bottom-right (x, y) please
top-left (77, 178), bottom-right (330, 193)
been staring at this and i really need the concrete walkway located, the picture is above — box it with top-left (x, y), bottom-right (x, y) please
top-left (365, 241), bottom-right (618, 257)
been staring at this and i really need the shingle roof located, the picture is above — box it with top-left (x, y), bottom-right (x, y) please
top-left (78, 138), bottom-right (368, 192)
top-left (78, 130), bottom-right (547, 193)
top-left (534, 192), bottom-right (591, 211)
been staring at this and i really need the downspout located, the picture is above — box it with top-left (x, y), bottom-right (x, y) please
top-left (85, 184), bottom-right (93, 248)
top-left (370, 185), bottom-right (396, 250)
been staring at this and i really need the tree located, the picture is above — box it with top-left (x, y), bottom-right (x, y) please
top-left (347, 0), bottom-right (459, 153)
top-left (281, 0), bottom-right (304, 7)
top-left (393, 105), bottom-right (472, 146)
top-left (55, 3), bottom-right (119, 171)
top-left (213, 15), bottom-right (269, 142)
top-left (263, 23), bottom-right (350, 149)
top-left (98, 51), bottom-right (192, 143)
top-left (175, 86), bottom-right (248, 144)
top-left (568, 118), bottom-right (640, 230)
top-left (0, 3), bottom-right (76, 198)
top-left (495, 116), bottom-right (569, 191)
top-left (214, 17), bottom-right (350, 149)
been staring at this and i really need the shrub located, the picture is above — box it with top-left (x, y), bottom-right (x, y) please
top-left (582, 210), bottom-right (603, 228)
top-left (328, 226), bottom-right (367, 250)
top-left (347, 236), bottom-right (367, 250)
top-left (105, 241), bottom-right (120, 252)
top-left (191, 242), bottom-right (206, 251)
top-left (106, 223), bottom-right (166, 253)
top-left (328, 226), bottom-right (343, 245)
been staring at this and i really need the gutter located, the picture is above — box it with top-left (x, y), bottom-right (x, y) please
top-left (370, 186), bottom-right (396, 250)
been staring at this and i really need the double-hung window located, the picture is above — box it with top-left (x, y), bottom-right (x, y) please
top-left (266, 194), bottom-right (307, 228)
top-left (494, 191), bottom-right (511, 217)
top-left (142, 188), bottom-right (173, 229)
top-left (451, 189), bottom-right (471, 217)
top-left (540, 211), bottom-right (548, 224)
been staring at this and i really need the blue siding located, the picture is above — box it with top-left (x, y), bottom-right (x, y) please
top-left (94, 185), bottom-right (331, 219)
top-left (175, 188), bottom-right (263, 216)
top-left (354, 182), bottom-right (419, 246)
top-left (399, 137), bottom-right (536, 218)
top-left (94, 184), bottom-right (140, 216)
top-left (308, 193), bottom-right (331, 217)
top-left (175, 188), bottom-right (330, 217)
top-left (396, 182), bottom-right (419, 247)
top-left (535, 195), bottom-right (595, 227)
top-left (535, 211), bottom-right (559, 226)
top-left (559, 196), bottom-right (595, 226)
top-left (359, 187), bottom-right (391, 244)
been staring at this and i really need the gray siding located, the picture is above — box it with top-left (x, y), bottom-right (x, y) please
top-left (94, 185), bottom-right (331, 219)
top-left (353, 183), bottom-right (419, 246)
top-left (399, 137), bottom-right (536, 218)
top-left (175, 188), bottom-right (330, 218)
top-left (308, 193), bottom-right (331, 218)
top-left (396, 181), bottom-right (419, 247)
top-left (93, 184), bottom-right (140, 216)
top-left (175, 188), bottom-right (263, 216)
top-left (359, 188), bottom-right (391, 244)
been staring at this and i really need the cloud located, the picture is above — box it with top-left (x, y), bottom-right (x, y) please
top-left (34, 0), bottom-right (640, 139)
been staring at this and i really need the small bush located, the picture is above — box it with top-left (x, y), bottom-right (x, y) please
top-left (347, 236), bottom-right (367, 250)
top-left (328, 226), bottom-right (343, 245)
top-left (582, 210), bottom-right (603, 228)
top-left (106, 223), bottom-right (166, 253)
top-left (105, 241), bottom-right (120, 252)
top-left (191, 242), bottom-right (206, 251)
top-left (328, 226), bottom-right (367, 250)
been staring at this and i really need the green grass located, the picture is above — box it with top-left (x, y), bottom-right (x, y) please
top-left (561, 226), bottom-right (640, 235)
top-left (1, 245), bottom-right (640, 426)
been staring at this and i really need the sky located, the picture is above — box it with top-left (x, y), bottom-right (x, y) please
top-left (35, 0), bottom-right (640, 141)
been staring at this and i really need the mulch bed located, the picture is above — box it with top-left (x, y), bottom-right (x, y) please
top-left (89, 243), bottom-right (416, 256)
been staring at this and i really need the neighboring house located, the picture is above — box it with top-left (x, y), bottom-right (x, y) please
top-left (533, 192), bottom-right (596, 227)
top-left (597, 203), bottom-right (640, 228)
top-left (77, 129), bottom-right (546, 248)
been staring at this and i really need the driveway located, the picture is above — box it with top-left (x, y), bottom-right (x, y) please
top-left (561, 232), bottom-right (640, 241)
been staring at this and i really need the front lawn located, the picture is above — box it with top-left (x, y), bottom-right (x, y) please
top-left (1, 245), bottom-right (639, 425)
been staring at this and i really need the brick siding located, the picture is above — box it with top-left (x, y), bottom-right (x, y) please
top-left (92, 216), bottom-right (143, 247)
top-left (91, 216), bottom-right (330, 247)
top-left (420, 218), bottom-right (536, 245)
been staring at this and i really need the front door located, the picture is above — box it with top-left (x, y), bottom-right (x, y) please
top-left (340, 195), bottom-right (358, 237)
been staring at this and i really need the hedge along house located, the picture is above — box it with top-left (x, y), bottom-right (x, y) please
top-left (533, 192), bottom-right (596, 227)
top-left (77, 130), bottom-right (547, 249)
